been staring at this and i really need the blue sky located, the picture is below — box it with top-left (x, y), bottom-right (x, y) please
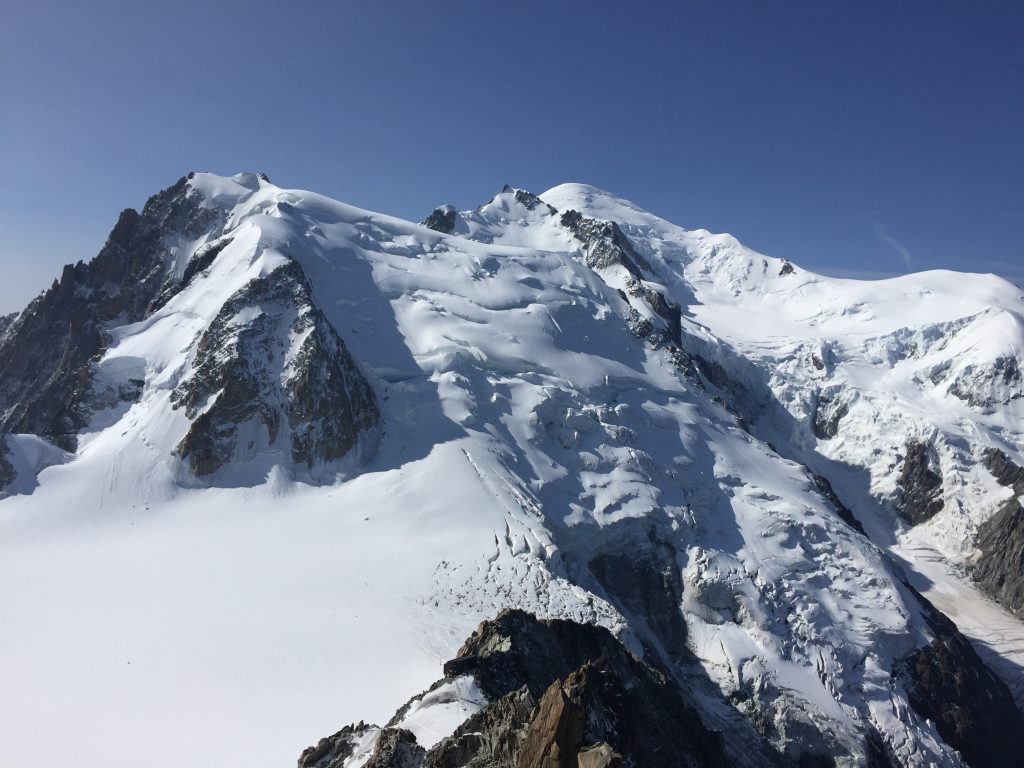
top-left (1, 0), bottom-right (1022, 313)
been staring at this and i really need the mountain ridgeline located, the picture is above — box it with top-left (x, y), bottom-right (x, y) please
top-left (1, 172), bottom-right (1023, 768)
top-left (0, 173), bottom-right (380, 484)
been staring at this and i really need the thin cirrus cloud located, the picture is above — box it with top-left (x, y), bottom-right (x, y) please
top-left (869, 220), bottom-right (913, 271)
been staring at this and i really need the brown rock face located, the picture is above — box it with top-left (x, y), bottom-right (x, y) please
top-left (516, 678), bottom-right (585, 768)
top-left (313, 611), bottom-right (732, 768)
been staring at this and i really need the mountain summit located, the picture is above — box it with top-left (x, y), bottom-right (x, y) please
top-left (1, 173), bottom-right (1022, 768)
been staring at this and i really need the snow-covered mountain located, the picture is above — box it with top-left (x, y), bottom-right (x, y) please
top-left (1, 173), bottom-right (1022, 768)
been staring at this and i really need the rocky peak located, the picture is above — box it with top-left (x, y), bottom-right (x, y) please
top-left (304, 610), bottom-right (732, 768)
top-left (500, 185), bottom-right (556, 214)
top-left (0, 312), bottom-right (17, 338)
top-left (0, 175), bottom-right (222, 449)
top-left (423, 205), bottom-right (458, 234)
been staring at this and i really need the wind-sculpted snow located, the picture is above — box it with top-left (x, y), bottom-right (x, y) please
top-left (1, 174), bottom-right (1023, 768)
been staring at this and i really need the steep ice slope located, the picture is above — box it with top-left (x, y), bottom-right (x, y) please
top-left (0, 174), bottom-right (1021, 768)
top-left (535, 183), bottom-right (1024, 706)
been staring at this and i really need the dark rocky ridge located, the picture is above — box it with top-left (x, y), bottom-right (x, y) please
top-left (810, 473), bottom-right (866, 535)
top-left (502, 184), bottom-right (557, 215)
top-left (304, 610), bottom-right (732, 768)
top-left (301, 608), bottom-right (1005, 766)
top-left (897, 588), bottom-right (1024, 768)
top-left (555, 205), bottom-right (684, 354)
top-left (300, 722), bottom-right (368, 768)
top-left (972, 498), bottom-right (1024, 615)
top-left (896, 440), bottom-right (944, 525)
top-left (423, 687), bottom-right (535, 768)
top-left (618, 277), bottom-right (683, 349)
top-left (0, 312), bottom-right (17, 337)
top-left (172, 259), bottom-right (378, 477)
top-left (982, 447), bottom-right (1024, 494)
top-left (0, 172), bottom-right (379, 479)
top-left (812, 393), bottom-right (848, 440)
top-left (948, 355), bottom-right (1022, 408)
top-left (181, 236), bottom-right (235, 291)
top-left (306, 608), bottom-right (994, 767)
top-left (972, 448), bottom-right (1024, 614)
top-left (366, 729), bottom-right (424, 768)
top-left (559, 209), bottom-right (653, 280)
top-left (0, 175), bottom-right (220, 450)
top-left (423, 206), bottom-right (457, 234)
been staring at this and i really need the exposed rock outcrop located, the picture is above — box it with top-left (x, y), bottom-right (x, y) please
top-left (898, 590), bottom-right (1024, 768)
top-left (514, 675), bottom-right (584, 768)
top-left (173, 259), bottom-right (378, 477)
top-left (620, 277), bottom-right (682, 348)
top-left (896, 440), bottom-right (944, 525)
top-left (971, 447), bottom-right (1024, 613)
top-left (364, 728), bottom-right (425, 768)
top-left (299, 722), bottom-right (372, 768)
top-left (972, 498), bottom-right (1024, 615)
top-left (812, 392), bottom-right (848, 440)
top-left (982, 447), bottom-right (1024, 495)
top-left (948, 355), bottom-right (1022, 407)
top-left (423, 206), bottom-right (457, 234)
top-left (810, 472), bottom-right (866, 535)
top-left (502, 185), bottom-right (556, 215)
top-left (575, 743), bottom-right (622, 768)
top-left (305, 610), bottom-right (730, 768)
top-left (0, 175), bottom-right (220, 449)
top-left (0, 312), bottom-right (17, 337)
top-left (423, 687), bottom-right (535, 768)
top-left (559, 210), bottom-right (653, 279)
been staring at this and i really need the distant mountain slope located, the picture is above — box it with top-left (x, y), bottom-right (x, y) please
top-left (0, 173), bottom-right (1022, 768)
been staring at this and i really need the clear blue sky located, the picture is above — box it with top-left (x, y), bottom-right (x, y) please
top-left (2, 1), bottom-right (1022, 313)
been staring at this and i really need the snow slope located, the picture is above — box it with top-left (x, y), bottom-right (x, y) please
top-left (1, 173), bottom-right (1022, 767)
top-left (541, 182), bottom-right (1024, 706)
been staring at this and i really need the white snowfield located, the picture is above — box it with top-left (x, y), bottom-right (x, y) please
top-left (1, 173), bottom-right (1022, 767)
